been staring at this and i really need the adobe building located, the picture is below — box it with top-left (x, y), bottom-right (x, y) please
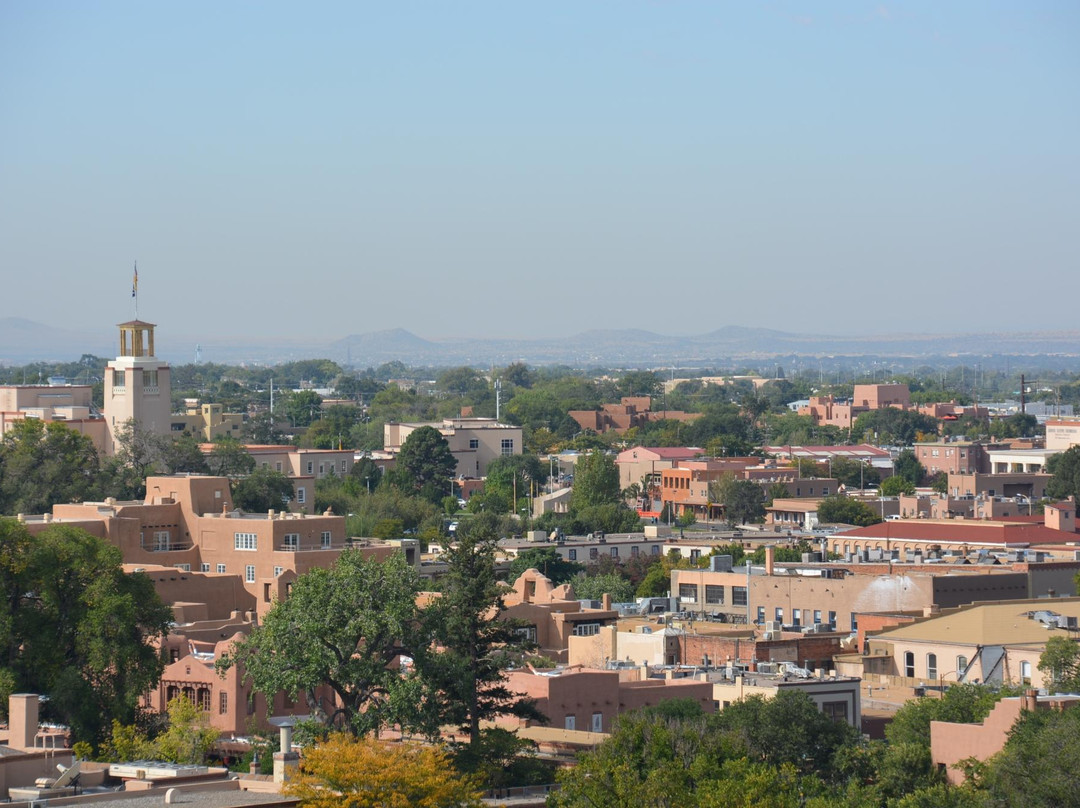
top-left (384, 417), bottom-right (522, 478)
top-left (616, 445), bottom-right (703, 491)
top-left (18, 474), bottom-right (357, 619)
top-left (913, 441), bottom-right (990, 476)
top-left (503, 667), bottom-right (714, 734)
top-left (931, 691), bottom-right (1080, 784)
top-left (502, 569), bottom-right (619, 663)
top-left (569, 397), bottom-right (699, 436)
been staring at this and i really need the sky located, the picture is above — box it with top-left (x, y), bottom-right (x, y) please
top-left (1, 1), bottom-right (1078, 343)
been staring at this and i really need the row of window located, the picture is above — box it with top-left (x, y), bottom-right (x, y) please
top-left (677, 584), bottom-right (747, 607)
top-left (567, 545), bottom-right (660, 562)
top-left (755, 607), bottom-right (839, 628)
top-left (564, 713), bottom-right (604, 732)
top-left (903, 652), bottom-right (979, 681)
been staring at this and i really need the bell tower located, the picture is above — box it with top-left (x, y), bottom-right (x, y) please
top-left (103, 320), bottom-right (172, 455)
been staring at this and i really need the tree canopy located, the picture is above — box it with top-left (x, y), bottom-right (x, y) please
top-left (217, 549), bottom-right (422, 738)
top-left (0, 520), bottom-right (172, 746)
top-left (397, 426), bottom-right (457, 500)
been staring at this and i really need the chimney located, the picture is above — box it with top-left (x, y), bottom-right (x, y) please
top-left (273, 722), bottom-right (299, 784)
top-left (602, 593), bottom-right (612, 611)
top-left (8, 693), bottom-right (39, 752)
top-left (268, 509), bottom-right (275, 519)
top-left (1023, 688), bottom-right (1039, 713)
top-left (764, 546), bottom-right (775, 576)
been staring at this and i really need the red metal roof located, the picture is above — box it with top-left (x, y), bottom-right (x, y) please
top-left (836, 519), bottom-right (1073, 546)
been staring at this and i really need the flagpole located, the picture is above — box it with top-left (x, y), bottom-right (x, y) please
top-left (133, 261), bottom-right (139, 320)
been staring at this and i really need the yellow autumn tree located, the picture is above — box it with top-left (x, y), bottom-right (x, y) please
top-left (283, 733), bottom-right (484, 808)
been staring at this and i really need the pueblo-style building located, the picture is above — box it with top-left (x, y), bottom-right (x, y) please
top-left (16, 474), bottom-right (354, 620)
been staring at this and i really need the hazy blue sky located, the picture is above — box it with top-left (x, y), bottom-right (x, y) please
top-left (1, 1), bottom-right (1077, 342)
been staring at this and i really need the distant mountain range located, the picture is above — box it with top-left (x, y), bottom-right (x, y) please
top-left (2, 317), bottom-right (1079, 368)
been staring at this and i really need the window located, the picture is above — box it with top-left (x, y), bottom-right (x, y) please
top-left (321, 531), bottom-right (332, 549)
top-left (828, 611), bottom-right (836, 627)
top-left (679, 584), bottom-right (698, 603)
top-left (589, 548), bottom-right (598, 560)
top-left (610, 547), bottom-right (618, 557)
top-left (813, 610), bottom-right (822, 624)
top-left (341, 460), bottom-right (347, 473)
top-left (297, 487), bottom-right (306, 504)
top-left (201, 563), bottom-right (210, 572)
top-left (792, 609), bottom-right (802, 627)
top-left (822, 701), bottom-right (848, 722)
top-left (217, 563), bottom-right (226, 574)
top-left (197, 688), bottom-right (211, 711)
top-left (501, 438), bottom-right (514, 456)
top-left (757, 607), bottom-right (766, 624)
top-left (572, 623), bottom-right (601, 636)
top-left (275, 461), bottom-right (283, 472)
top-left (904, 651), bottom-right (915, 678)
top-left (219, 692), bottom-right (228, 715)
top-left (307, 461), bottom-right (314, 474)
top-left (631, 545), bottom-right (639, 557)
top-left (235, 532), bottom-right (258, 551)
top-left (112, 368), bottom-right (125, 389)
top-left (956, 655), bottom-right (968, 677)
top-left (515, 625), bottom-right (537, 643)
top-left (144, 369), bottom-right (158, 390)
top-left (273, 566), bottom-right (283, 577)
top-left (568, 549), bottom-right (577, 561)
top-left (775, 607), bottom-right (784, 623)
top-left (564, 715), bottom-right (576, 731)
top-left (283, 533), bottom-right (299, 550)
top-left (732, 586), bottom-right (747, 607)
top-left (591, 712), bottom-right (603, 732)
top-left (469, 438), bottom-right (479, 449)
top-left (850, 612), bottom-right (859, 631)
top-left (1020, 660), bottom-right (1032, 685)
top-left (927, 653), bottom-right (938, 680)
top-left (705, 585), bottom-right (724, 605)
top-left (651, 545), bottom-right (661, 555)
top-left (151, 530), bottom-right (170, 551)
top-left (821, 487), bottom-right (829, 496)
top-left (246, 565), bottom-right (256, 583)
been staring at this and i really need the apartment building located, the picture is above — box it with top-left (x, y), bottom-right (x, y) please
top-left (384, 417), bottom-right (522, 478)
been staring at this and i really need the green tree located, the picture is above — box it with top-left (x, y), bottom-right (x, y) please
top-left (232, 468), bottom-right (294, 512)
top-left (816, 496), bottom-right (883, 527)
top-left (894, 449), bottom-right (926, 486)
top-left (831, 457), bottom-right (881, 490)
top-left (0, 419), bottom-right (101, 514)
top-left (1037, 635), bottom-right (1080, 693)
top-left (217, 550), bottom-right (421, 737)
top-left (853, 408), bottom-right (940, 445)
top-left (397, 426), bottom-right (457, 498)
top-left (158, 433), bottom-right (211, 475)
top-left (572, 572), bottom-right (636, 603)
top-left (281, 389), bottom-right (323, 428)
top-left (885, 683), bottom-right (1010, 749)
top-left (620, 371), bottom-right (662, 397)
top-left (570, 451), bottom-right (621, 511)
top-left (417, 515), bottom-right (543, 749)
top-left (724, 480), bottom-right (766, 526)
top-left (348, 456), bottom-right (383, 493)
top-left (205, 435), bottom-right (256, 478)
top-left (507, 547), bottom-right (583, 585)
top-left (880, 475), bottom-right (916, 496)
top-left (1046, 445), bottom-right (1080, 501)
top-left (0, 521), bottom-right (172, 746)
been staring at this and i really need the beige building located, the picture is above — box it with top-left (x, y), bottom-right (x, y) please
top-left (103, 320), bottom-right (172, 455)
top-left (384, 417), bottom-right (522, 478)
top-left (864, 597), bottom-right (1080, 691)
top-left (171, 401), bottom-right (246, 441)
top-left (0, 381), bottom-right (107, 452)
top-left (1045, 418), bottom-right (1080, 452)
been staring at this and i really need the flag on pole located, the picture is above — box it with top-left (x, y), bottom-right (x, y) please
top-left (132, 263), bottom-right (138, 298)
